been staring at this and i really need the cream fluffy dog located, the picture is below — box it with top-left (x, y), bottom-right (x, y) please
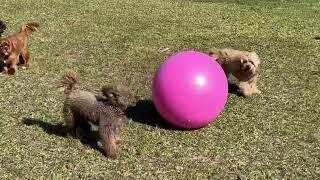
top-left (208, 48), bottom-right (261, 97)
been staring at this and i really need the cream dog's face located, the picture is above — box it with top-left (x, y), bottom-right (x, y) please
top-left (208, 48), bottom-right (261, 96)
top-left (240, 52), bottom-right (260, 75)
top-left (208, 48), bottom-right (261, 75)
top-left (208, 48), bottom-right (261, 80)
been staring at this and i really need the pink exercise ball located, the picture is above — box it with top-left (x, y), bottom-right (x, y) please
top-left (152, 51), bottom-right (228, 129)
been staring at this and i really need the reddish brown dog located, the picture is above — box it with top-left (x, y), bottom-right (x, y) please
top-left (0, 22), bottom-right (39, 75)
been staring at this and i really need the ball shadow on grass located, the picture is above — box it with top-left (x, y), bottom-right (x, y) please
top-left (125, 83), bottom-right (240, 130)
top-left (125, 99), bottom-right (175, 130)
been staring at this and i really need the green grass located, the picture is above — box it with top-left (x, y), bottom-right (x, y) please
top-left (1, 0), bottom-right (319, 179)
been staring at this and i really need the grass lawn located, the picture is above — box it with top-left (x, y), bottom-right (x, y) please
top-left (0, 0), bottom-right (319, 179)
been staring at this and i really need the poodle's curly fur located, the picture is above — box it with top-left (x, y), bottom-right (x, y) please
top-left (61, 71), bottom-right (137, 158)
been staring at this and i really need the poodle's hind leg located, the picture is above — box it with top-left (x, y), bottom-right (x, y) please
top-left (98, 119), bottom-right (117, 159)
top-left (63, 102), bottom-right (78, 137)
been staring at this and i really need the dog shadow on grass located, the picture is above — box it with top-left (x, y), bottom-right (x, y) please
top-left (125, 99), bottom-right (175, 130)
top-left (21, 117), bottom-right (101, 152)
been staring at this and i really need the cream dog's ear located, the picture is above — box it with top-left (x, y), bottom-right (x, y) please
top-left (208, 48), bottom-right (227, 64)
top-left (208, 48), bottom-right (220, 63)
top-left (207, 48), bottom-right (218, 57)
top-left (219, 49), bottom-right (229, 57)
top-left (211, 53), bottom-right (220, 60)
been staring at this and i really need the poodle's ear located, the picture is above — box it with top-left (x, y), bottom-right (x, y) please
top-left (95, 95), bottom-right (108, 102)
top-left (101, 85), bottom-right (118, 99)
top-left (101, 84), bottom-right (137, 109)
top-left (115, 84), bottom-right (130, 94)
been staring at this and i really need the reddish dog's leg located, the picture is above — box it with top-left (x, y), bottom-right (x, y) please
top-left (21, 47), bottom-right (30, 67)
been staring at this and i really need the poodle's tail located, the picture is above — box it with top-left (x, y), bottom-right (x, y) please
top-left (61, 71), bottom-right (81, 95)
top-left (20, 22), bottom-right (39, 36)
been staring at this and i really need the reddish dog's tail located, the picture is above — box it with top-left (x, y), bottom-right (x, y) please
top-left (20, 22), bottom-right (39, 36)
